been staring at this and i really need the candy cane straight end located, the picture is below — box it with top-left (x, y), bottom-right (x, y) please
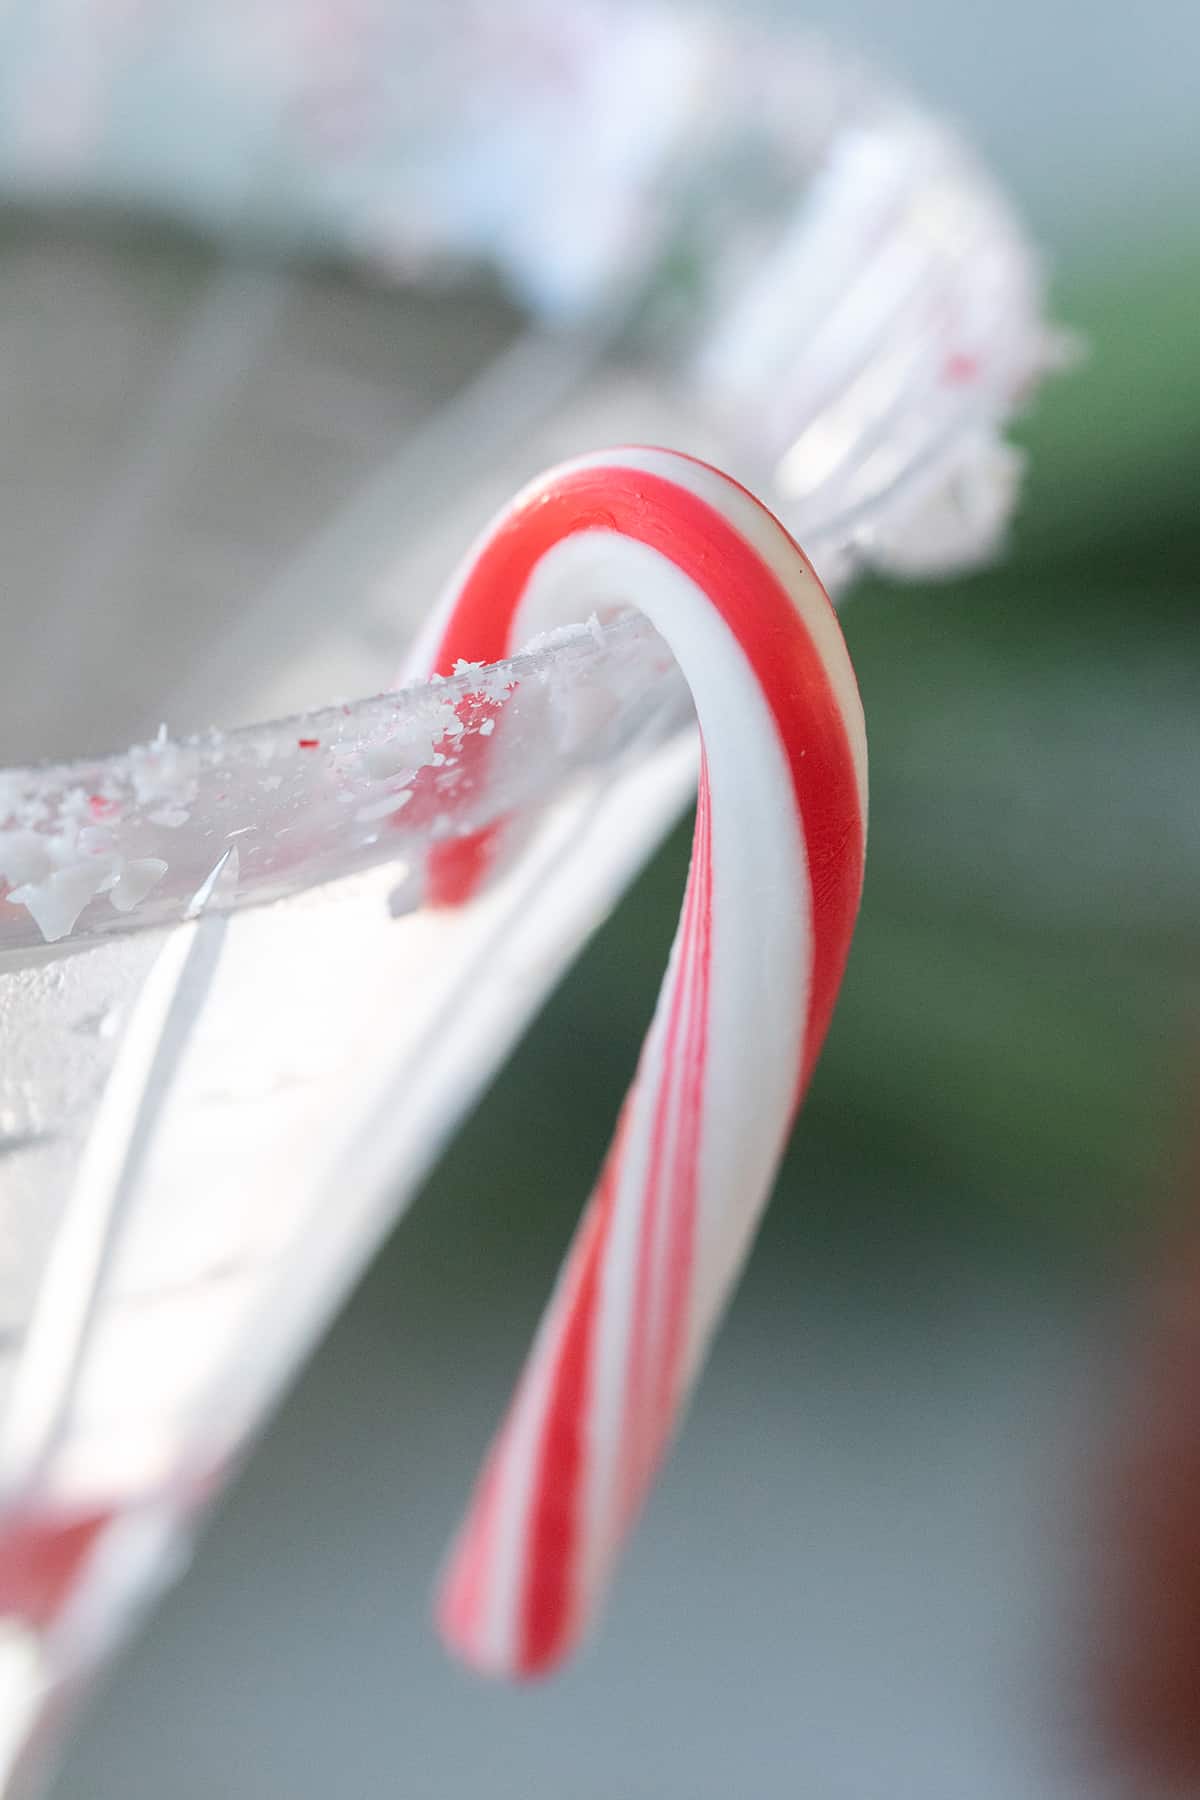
top-left (423, 447), bottom-right (867, 1679)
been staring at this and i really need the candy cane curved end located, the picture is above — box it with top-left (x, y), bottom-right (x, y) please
top-left (422, 448), bottom-right (867, 1678)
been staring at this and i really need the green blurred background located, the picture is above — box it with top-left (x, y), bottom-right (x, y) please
top-left (18, 2), bottom-right (1197, 1796)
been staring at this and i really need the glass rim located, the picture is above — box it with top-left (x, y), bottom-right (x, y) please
top-left (0, 611), bottom-right (684, 956)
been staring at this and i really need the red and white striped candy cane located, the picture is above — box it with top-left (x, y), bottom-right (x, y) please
top-left (416, 448), bottom-right (867, 1676)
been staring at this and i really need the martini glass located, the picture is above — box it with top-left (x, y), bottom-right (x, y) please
top-left (0, 9), bottom-right (1060, 1791)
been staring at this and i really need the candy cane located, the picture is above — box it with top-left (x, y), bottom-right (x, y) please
top-left (415, 448), bottom-right (867, 1676)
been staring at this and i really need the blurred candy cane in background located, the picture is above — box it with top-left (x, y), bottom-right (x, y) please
top-left (1092, 1153), bottom-right (1200, 1791)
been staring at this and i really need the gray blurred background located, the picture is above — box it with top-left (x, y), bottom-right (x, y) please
top-left (1, 0), bottom-right (1195, 1794)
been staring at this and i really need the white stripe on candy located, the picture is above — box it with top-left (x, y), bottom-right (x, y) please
top-left (415, 448), bottom-right (867, 1676)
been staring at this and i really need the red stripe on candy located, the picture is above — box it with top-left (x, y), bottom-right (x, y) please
top-left (428, 460), bottom-right (862, 1095)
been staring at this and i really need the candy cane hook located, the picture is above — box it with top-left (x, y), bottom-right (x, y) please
top-left (415, 448), bottom-right (867, 1676)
